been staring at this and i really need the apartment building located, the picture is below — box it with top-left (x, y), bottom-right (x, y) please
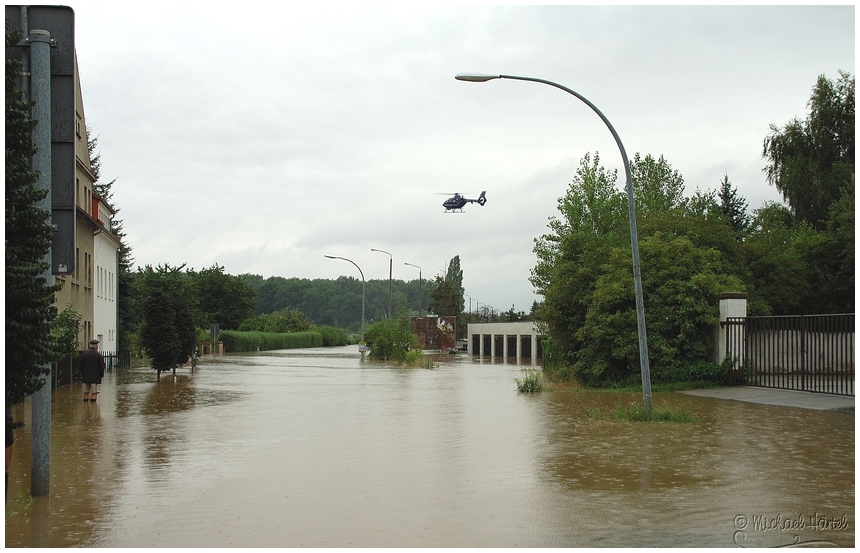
top-left (51, 56), bottom-right (121, 352)
top-left (7, 5), bottom-right (121, 352)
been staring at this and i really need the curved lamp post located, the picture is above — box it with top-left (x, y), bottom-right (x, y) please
top-left (404, 262), bottom-right (422, 316)
top-left (325, 255), bottom-right (366, 360)
top-left (371, 248), bottom-right (393, 318)
top-left (455, 72), bottom-right (652, 415)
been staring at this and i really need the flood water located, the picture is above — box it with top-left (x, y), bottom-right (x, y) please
top-left (5, 346), bottom-right (855, 547)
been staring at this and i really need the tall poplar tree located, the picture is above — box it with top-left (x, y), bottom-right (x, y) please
top-left (428, 256), bottom-right (465, 316)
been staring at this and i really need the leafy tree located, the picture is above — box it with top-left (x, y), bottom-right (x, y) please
top-left (243, 274), bottom-right (428, 331)
top-left (790, 182), bottom-right (855, 314)
top-left (741, 202), bottom-right (812, 315)
top-left (51, 304), bottom-right (82, 357)
top-left (631, 152), bottom-right (686, 215)
top-left (741, 188), bottom-right (854, 315)
top-left (427, 277), bottom-right (457, 317)
top-left (137, 264), bottom-right (197, 379)
top-left (763, 71), bottom-right (855, 228)
top-left (5, 27), bottom-right (61, 405)
top-left (239, 307), bottom-right (311, 333)
top-left (532, 152), bottom-right (624, 295)
top-left (531, 153), bottom-right (627, 377)
top-left (189, 264), bottom-right (256, 330)
top-left (533, 152), bottom-right (747, 385)
top-left (51, 304), bottom-right (83, 385)
top-left (576, 223), bottom-right (745, 386)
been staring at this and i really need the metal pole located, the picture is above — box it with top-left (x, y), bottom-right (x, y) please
top-left (29, 28), bottom-right (53, 497)
top-left (455, 72), bottom-right (652, 415)
top-left (325, 255), bottom-right (366, 360)
top-left (371, 249), bottom-right (392, 318)
top-left (388, 258), bottom-right (392, 318)
top-left (404, 263), bottom-right (422, 317)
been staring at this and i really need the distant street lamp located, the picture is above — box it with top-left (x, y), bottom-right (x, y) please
top-left (404, 262), bottom-right (423, 317)
top-left (455, 72), bottom-right (652, 416)
top-left (371, 248), bottom-right (393, 318)
top-left (325, 255), bottom-right (366, 360)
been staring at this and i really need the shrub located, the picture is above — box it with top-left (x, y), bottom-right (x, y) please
top-left (310, 325), bottom-right (351, 347)
top-left (365, 317), bottom-right (419, 361)
top-left (653, 359), bottom-right (728, 386)
top-left (516, 370), bottom-right (543, 393)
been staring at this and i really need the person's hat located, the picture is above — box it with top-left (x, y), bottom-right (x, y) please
top-left (89, 339), bottom-right (100, 345)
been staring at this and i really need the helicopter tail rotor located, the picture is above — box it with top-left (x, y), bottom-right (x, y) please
top-left (477, 191), bottom-right (487, 206)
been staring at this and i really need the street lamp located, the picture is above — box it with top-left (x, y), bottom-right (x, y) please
top-left (404, 262), bottom-right (422, 317)
top-left (370, 248), bottom-right (393, 318)
top-left (455, 72), bottom-right (652, 415)
top-left (325, 255), bottom-right (366, 360)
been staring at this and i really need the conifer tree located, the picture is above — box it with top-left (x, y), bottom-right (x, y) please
top-left (5, 28), bottom-right (60, 405)
top-left (717, 174), bottom-right (750, 236)
top-left (87, 129), bottom-right (136, 351)
top-left (138, 265), bottom-right (197, 380)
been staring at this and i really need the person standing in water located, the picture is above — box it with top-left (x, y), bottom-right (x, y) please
top-left (79, 339), bottom-right (106, 403)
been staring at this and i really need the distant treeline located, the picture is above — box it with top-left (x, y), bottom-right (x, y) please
top-left (238, 274), bottom-right (431, 330)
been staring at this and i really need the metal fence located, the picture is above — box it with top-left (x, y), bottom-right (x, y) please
top-left (52, 350), bottom-right (132, 388)
top-left (725, 314), bottom-right (855, 396)
top-left (102, 350), bottom-right (132, 371)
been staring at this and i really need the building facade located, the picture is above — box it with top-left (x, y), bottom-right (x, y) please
top-left (467, 322), bottom-right (544, 366)
top-left (51, 55), bottom-right (120, 351)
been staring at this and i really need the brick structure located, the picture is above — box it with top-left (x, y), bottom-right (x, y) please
top-left (411, 317), bottom-right (456, 350)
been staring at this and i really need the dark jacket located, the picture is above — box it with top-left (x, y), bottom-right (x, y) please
top-left (79, 348), bottom-right (106, 384)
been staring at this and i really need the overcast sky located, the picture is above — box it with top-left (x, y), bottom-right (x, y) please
top-left (69, 3), bottom-right (854, 313)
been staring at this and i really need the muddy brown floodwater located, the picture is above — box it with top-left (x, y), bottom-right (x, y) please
top-left (5, 346), bottom-right (855, 547)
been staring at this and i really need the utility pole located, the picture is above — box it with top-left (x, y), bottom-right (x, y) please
top-left (7, 4), bottom-right (78, 495)
top-left (29, 27), bottom-right (54, 497)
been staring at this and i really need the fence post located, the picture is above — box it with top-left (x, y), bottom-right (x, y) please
top-left (717, 292), bottom-right (748, 365)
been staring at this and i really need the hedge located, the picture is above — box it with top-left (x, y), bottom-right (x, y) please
top-left (217, 330), bottom-right (324, 353)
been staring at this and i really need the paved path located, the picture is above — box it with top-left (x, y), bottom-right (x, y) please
top-left (679, 386), bottom-right (854, 413)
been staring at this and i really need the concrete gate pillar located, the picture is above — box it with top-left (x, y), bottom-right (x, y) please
top-left (716, 292), bottom-right (747, 365)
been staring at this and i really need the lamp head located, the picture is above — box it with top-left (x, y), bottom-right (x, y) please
top-left (455, 73), bottom-right (500, 82)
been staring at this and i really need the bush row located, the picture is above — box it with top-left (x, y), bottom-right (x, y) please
top-left (218, 330), bottom-right (323, 352)
top-left (310, 325), bottom-right (351, 347)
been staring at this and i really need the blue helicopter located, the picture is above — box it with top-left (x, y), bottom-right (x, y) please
top-left (442, 191), bottom-right (487, 213)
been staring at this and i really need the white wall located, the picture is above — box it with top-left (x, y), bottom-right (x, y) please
top-left (467, 322), bottom-right (543, 366)
top-left (93, 229), bottom-right (119, 351)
